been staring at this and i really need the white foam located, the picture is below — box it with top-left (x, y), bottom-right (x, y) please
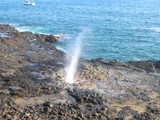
top-left (16, 26), bottom-right (33, 32)
top-left (56, 46), bottom-right (68, 53)
top-left (16, 26), bottom-right (43, 33)
top-left (144, 27), bottom-right (160, 33)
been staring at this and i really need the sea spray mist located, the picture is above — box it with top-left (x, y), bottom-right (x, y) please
top-left (65, 33), bottom-right (82, 84)
top-left (65, 29), bottom-right (90, 84)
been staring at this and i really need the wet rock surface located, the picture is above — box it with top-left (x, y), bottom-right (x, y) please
top-left (0, 24), bottom-right (160, 119)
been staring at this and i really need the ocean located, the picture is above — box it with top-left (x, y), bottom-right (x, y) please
top-left (0, 0), bottom-right (160, 61)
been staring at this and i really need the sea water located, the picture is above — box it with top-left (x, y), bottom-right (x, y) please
top-left (0, 0), bottom-right (160, 61)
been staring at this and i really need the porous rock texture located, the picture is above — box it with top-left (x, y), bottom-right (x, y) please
top-left (0, 24), bottom-right (160, 120)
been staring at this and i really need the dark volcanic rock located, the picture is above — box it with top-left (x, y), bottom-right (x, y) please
top-left (0, 24), bottom-right (160, 120)
top-left (0, 24), bottom-right (19, 34)
top-left (68, 89), bottom-right (108, 105)
top-left (35, 34), bottom-right (62, 42)
top-left (128, 60), bottom-right (160, 72)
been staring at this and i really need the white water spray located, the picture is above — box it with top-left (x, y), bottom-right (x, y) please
top-left (65, 31), bottom-right (85, 84)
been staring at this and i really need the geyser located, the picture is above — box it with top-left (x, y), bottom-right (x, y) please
top-left (65, 31), bottom-right (85, 84)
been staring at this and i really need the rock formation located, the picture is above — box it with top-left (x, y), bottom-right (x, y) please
top-left (0, 24), bottom-right (159, 120)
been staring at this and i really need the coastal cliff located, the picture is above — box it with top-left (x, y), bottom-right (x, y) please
top-left (0, 25), bottom-right (160, 119)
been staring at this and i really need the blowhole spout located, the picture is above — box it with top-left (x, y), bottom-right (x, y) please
top-left (65, 34), bottom-right (82, 84)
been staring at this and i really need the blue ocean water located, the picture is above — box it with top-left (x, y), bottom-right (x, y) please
top-left (0, 0), bottom-right (160, 61)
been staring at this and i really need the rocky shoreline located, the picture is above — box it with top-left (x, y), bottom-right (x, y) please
top-left (0, 24), bottom-right (160, 120)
